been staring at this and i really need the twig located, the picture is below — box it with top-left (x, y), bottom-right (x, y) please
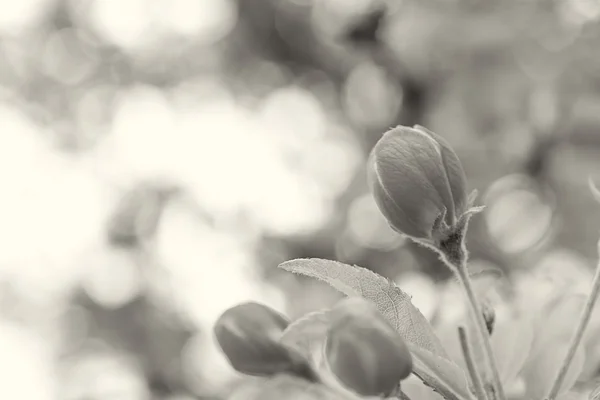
top-left (458, 326), bottom-right (489, 400)
top-left (454, 264), bottom-right (505, 400)
top-left (547, 239), bottom-right (600, 400)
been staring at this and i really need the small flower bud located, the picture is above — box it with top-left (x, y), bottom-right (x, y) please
top-left (325, 298), bottom-right (413, 397)
top-left (368, 125), bottom-right (469, 241)
top-left (214, 302), bottom-right (311, 377)
top-left (481, 299), bottom-right (495, 335)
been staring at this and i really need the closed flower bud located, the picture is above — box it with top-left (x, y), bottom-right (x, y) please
top-left (481, 299), bottom-right (496, 335)
top-left (368, 125), bottom-right (469, 242)
top-left (214, 302), bottom-right (313, 378)
top-left (325, 298), bottom-right (413, 397)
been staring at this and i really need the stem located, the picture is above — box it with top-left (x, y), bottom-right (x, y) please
top-left (454, 264), bottom-right (506, 400)
top-left (458, 326), bottom-right (489, 400)
top-left (547, 250), bottom-right (600, 400)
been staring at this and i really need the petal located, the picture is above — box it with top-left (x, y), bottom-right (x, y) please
top-left (372, 127), bottom-right (448, 237)
top-left (529, 294), bottom-right (586, 359)
top-left (369, 152), bottom-right (430, 238)
top-left (413, 125), bottom-right (469, 221)
top-left (522, 343), bottom-right (585, 399)
top-left (491, 318), bottom-right (534, 385)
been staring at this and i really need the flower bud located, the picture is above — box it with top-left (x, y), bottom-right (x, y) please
top-left (481, 299), bottom-right (496, 335)
top-left (214, 302), bottom-right (311, 377)
top-left (368, 125), bottom-right (469, 241)
top-left (325, 298), bottom-right (413, 396)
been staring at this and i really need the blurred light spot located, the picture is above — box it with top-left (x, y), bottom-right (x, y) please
top-left (101, 85), bottom-right (176, 181)
top-left (250, 172), bottom-right (332, 236)
top-left (436, 281), bottom-right (469, 325)
top-left (74, 83), bottom-right (117, 145)
top-left (60, 305), bottom-right (91, 352)
top-left (254, 87), bottom-right (351, 235)
top-left (0, 105), bottom-right (111, 300)
top-left (0, 322), bottom-right (55, 400)
top-left (484, 175), bottom-right (554, 255)
top-left (89, 0), bottom-right (237, 49)
top-left (299, 131), bottom-right (361, 198)
top-left (2, 31), bottom-right (45, 83)
top-left (260, 86), bottom-right (326, 143)
top-left (89, 0), bottom-right (154, 49)
top-left (61, 351), bottom-right (149, 400)
top-left (561, 0), bottom-right (600, 25)
top-left (533, 249), bottom-right (593, 295)
top-left (395, 272), bottom-right (437, 320)
top-left (498, 123), bottom-right (535, 161)
top-left (344, 62), bottom-right (403, 128)
top-left (176, 90), bottom-right (332, 236)
top-left (100, 82), bottom-right (338, 236)
top-left (0, 0), bottom-right (55, 35)
top-left (335, 232), bottom-right (368, 264)
top-left (173, 99), bottom-right (278, 217)
top-left (80, 246), bottom-right (143, 309)
top-left (0, 103), bottom-right (46, 187)
top-left (182, 333), bottom-right (238, 394)
top-left (41, 28), bottom-right (99, 85)
top-left (153, 0), bottom-right (237, 41)
top-left (347, 194), bottom-right (403, 250)
top-left (156, 201), bottom-right (287, 329)
top-left (529, 84), bottom-right (558, 132)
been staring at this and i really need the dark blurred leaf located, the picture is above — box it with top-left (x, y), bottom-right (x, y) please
top-left (107, 182), bottom-right (179, 248)
top-left (344, 7), bottom-right (387, 45)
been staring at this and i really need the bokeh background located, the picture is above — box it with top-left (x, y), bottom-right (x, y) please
top-left (2, 0), bottom-right (600, 399)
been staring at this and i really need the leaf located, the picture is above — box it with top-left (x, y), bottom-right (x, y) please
top-left (280, 309), bottom-right (332, 365)
top-left (280, 258), bottom-right (447, 357)
top-left (280, 259), bottom-right (474, 400)
top-left (402, 375), bottom-right (445, 400)
top-left (410, 345), bottom-right (474, 400)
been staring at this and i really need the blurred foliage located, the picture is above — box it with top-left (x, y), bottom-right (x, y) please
top-left (2, 0), bottom-right (600, 399)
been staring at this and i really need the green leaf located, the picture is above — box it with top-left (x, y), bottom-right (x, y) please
top-left (280, 258), bottom-right (447, 357)
top-left (410, 346), bottom-right (474, 400)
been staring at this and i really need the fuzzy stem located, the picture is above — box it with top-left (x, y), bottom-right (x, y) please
top-left (437, 228), bottom-right (506, 400)
top-left (458, 326), bottom-right (489, 400)
top-left (454, 264), bottom-right (505, 400)
top-left (547, 245), bottom-right (600, 400)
